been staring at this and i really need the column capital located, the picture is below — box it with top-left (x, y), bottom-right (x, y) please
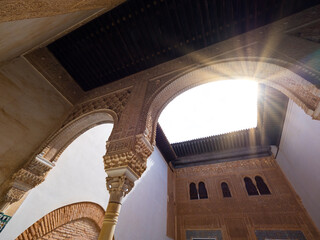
top-left (106, 166), bottom-right (137, 203)
top-left (104, 134), bottom-right (153, 177)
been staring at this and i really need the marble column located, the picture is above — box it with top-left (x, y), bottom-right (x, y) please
top-left (98, 167), bottom-right (137, 240)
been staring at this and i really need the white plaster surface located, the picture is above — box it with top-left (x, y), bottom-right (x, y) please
top-left (0, 9), bottom-right (99, 62)
top-left (115, 147), bottom-right (172, 240)
top-left (0, 57), bottom-right (71, 185)
top-left (1, 123), bottom-right (172, 240)
top-left (1, 124), bottom-right (113, 239)
top-left (276, 100), bottom-right (320, 229)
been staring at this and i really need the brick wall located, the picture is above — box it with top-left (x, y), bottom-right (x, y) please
top-left (173, 156), bottom-right (320, 240)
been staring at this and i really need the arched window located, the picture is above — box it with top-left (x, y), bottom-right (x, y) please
top-left (198, 182), bottom-right (208, 199)
top-left (244, 177), bottom-right (259, 196)
top-left (221, 182), bottom-right (232, 198)
top-left (189, 182), bottom-right (198, 200)
top-left (255, 176), bottom-right (271, 195)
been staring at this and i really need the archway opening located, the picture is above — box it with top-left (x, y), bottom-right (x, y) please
top-left (158, 80), bottom-right (258, 143)
top-left (2, 123), bottom-right (114, 239)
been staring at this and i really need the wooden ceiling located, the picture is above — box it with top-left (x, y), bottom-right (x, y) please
top-left (48, 0), bottom-right (319, 91)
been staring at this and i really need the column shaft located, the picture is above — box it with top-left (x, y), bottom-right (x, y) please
top-left (98, 202), bottom-right (121, 240)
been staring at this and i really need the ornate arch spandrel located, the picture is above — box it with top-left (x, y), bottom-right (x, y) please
top-left (16, 202), bottom-right (105, 240)
top-left (139, 59), bottom-right (320, 145)
top-left (41, 87), bottom-right (132, 163)
top-left (0, 87), bottom-right (134, 214)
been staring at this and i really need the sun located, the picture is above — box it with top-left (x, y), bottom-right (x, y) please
top-left (158, 80), bottom-right (258, 143)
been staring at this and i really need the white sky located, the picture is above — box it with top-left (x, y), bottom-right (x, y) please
top-left (158, 80), bottom-right (258, 143)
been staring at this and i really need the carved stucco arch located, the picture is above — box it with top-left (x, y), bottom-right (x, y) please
top-left (0, 109), bottom-right (117, 211)
top-left (16, 202), bottom-right (105, 240)
top-left (142, 59), bottom-right (320, 145)
top-left (41, 109), bottom-right (117, 163)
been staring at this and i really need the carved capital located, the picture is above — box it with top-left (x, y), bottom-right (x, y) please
top-left (106, 176), bottom-right (134, 203)
top-left (12, 155), bottom-right (54, 188)
top-left (105, 166), bottom-right (138, 203)
top-left (104, 134), bottom-right (153, 177)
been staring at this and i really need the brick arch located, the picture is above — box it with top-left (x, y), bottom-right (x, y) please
top-left (142, 59), bottom-right (320, 145)
top-left (16, 202), bottom-right (104, 240)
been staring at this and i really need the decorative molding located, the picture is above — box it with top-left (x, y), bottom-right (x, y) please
top-left (41, 110), bottom-right (115, 163)
top-left (0, 155), bottom-right (54, 210)
top-left (36, 89), bottom-right (130, 165)
top-left (0, 0), bottom-right (125, 23)
top-left (0, 89), bottom-right (130, 210)
top-left (175, 157), bottom-right (276, 177)
top-left (62, 89), bottom-right (131, 128)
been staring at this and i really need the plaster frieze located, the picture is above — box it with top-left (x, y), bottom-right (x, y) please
top-left (37, 88), bottom-right (130, 162)
top-left (61, 88), bottom-right (130, 128)
top-left (175, 157), bottom-right (276, 178)
top-left (0, 155), bottom-right (54, 210)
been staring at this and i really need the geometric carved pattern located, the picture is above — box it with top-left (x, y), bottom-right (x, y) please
top-left (1, 90), bottom-right (130, 212)
top-left (61, 89), bottom-right (131, 128)
top-left (174, 156), bottom-right (320, 239)
top-left (0, 155), bottom-right (54, 211)
top-left (104, 134), bottom-right (154, 177)
top-left (42, 111), bottom-right (115, 163)
top-left (16, 202), bottom-right (105, 240)
top-left (0, 212), bottom-right (11, 233)
top-left (175, 157), bottom-right (276, 177)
